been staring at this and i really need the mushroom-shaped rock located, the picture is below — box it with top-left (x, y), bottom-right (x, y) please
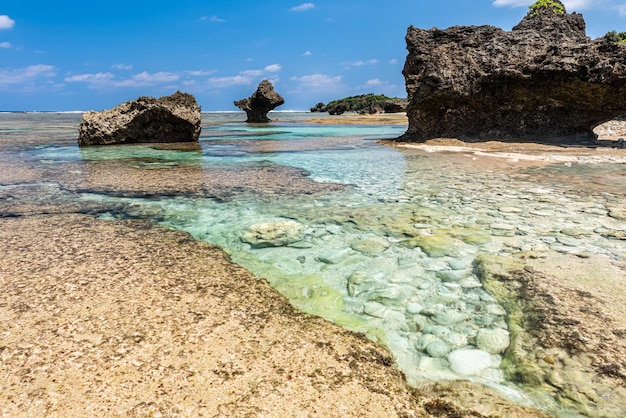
top-left (399, 0), bottom-right (626, 143)
top-left (78, 91), bottom-right (201, 146)
top-left (234, 80), bottom-right (285, 123)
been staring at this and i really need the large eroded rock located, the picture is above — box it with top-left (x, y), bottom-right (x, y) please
top-left (234, 80), bottom-right (285, 123)
top-left (399, 1), bottom-right (626, 143)
top-left (78, 91), bottom-right (201, 146)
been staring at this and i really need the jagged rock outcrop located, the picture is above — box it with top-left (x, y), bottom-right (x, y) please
top-left (78, 91), bottom-right (201, 146)
top-left (235, 80), bottom-right (284, 123)
top-left (399, 1), bottom-right (626, 143)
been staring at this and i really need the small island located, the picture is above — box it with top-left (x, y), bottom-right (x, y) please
top-left (310, 94), bottom-right (407, 115)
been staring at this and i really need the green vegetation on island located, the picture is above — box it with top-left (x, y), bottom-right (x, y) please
top-left (604, 30), bottom-right (626, 44)
top-left (310, 94), bottom-right (407, 115)
top-left (528, 0), bottom-right (565, 16)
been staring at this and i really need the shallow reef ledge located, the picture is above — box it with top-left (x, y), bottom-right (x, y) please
top-left (475, 252), bottom-right (626, 416)
top-left (399, 0), bottom-right (626, 143)
top-left (0, 213), bottom-right (546, 417)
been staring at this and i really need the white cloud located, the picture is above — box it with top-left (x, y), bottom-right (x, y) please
top-left (356, 79), bottom-right (400, 95)
top-left (207, 75), bottom-right (255, 88)
top-left (363, 79), bottom-right (383, 86)
top-left (114, 71), bottom-right (180, 87)
top-left (303, 50), bottom-right (312, 56)
top-left (185, 69), bottom-right (217, 76)
top-left (342, 59), bottom-right (379, 69)
top-left (291, 73), bottom-right (341, 88)
top-left (112, 63), bottom-right (133, 70)
top-left (290, 3), bottom-right (315, 12)
top-left (65, 72), bottom-right (115, 83)
top-left (264, 63), bottom-right (282, 72)
top-left (240, 69), bottom-right (263, 77)
top-left (389, 58), bottom-right (398, 65)
top-left (209, 16), bottom-right (226, 23)
top-left (0, 41), bottom-right (11, 48)
top-left (0, 15), bottom-right (15, 30)
top-left (64, 71), bottom-right (180, 89)
top-left (0, 64), bottom-right (55, 86)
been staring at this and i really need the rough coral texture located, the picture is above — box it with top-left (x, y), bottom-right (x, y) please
top-left (235, 80), bottom-right (285, 123)
top-left (399, 0), bottom-right (626, 143)
top-left (78, 91), bottom-right (201, 146)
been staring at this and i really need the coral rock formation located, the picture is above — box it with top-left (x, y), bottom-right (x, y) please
top-left (399, 0), bottom-right (626, 143)
top-left (78, 91), bottom-right (201, 146)
top-left (234, 80), bottom-right (285, 123)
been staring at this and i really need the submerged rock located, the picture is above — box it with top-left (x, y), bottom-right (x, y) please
top-left (234, 80), bottom-right (285, 123)
top-left (78, 91), bottom-right (201, 146)
top-left (399, 0), bottom-right (626, 143)
top-left (241, 220), bottom-right (305, 248)
top-left (448, 349), bottom-right (495, 376)
top-left (475, 252), bottom-right (626, 416)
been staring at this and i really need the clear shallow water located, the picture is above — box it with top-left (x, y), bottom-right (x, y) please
top-left (2, 112), bottom-right (625, 416)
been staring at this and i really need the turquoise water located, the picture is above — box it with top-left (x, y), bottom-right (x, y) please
top-left (2, 112), bottom-right (625, 416)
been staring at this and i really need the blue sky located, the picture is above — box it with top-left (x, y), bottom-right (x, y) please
top-left (1, 0), bottom-right (625, 111)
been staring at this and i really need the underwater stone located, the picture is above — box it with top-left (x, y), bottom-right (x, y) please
top-left (436, 269), bottom-right (472, 282)
top-left (426, 339), bottom-right (451, 358)
top-left (476, 328), bottom-right (511, 354)
top-left (241, 220), bottom-right (305, 248)
top-left (448, 349), bottom-right (494, 376)
top-left (350, 236), bottom-right (390, 255)
top-left (400, 234), bottom-right (464, 257)
top-left (432, 309), bottom-right (468, 326)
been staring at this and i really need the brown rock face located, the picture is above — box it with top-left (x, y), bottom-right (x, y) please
top-left (235, 80), bottom-right (285, 123)
top-left (399, 1), bottom-right (626, 143)
top-left (78, 91), bottom-right (201, 146)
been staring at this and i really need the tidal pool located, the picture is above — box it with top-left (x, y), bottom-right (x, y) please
top-left (2, 112), bottom-right (624, 417)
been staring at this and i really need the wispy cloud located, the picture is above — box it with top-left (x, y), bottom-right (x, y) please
top-left (240, 69), bottom-right (263, 77)
top-left (113, 71), bottom-right (180, 87)
top-left (0, 15), bottom-right (15, 30)
top-left (0, 41), bottom-right (11, 48)
top-left (303, 50), bottom-right (312, 56)
top-left (356, 78), bottom-right (399, 94)
top-left (389, 58), bottom-right (399, 65)
top-left (290, 3), bottom-right (315, 12)
top-left (65, 71), bottom-right (180, 89)
top-left (207, 75), bottom-right (255, 88)
top-left (342, 59), bottom-right (379, 69)
top-left (289, 73), bottom-right (345, 94)
top-left (185, 69), bottom-right (217, 76)
top-left (0, 64), bottom-right (56, 87)
top-left (112, 63), bottom-right (133, 70)
top-left (264, 63), bottom-right (282, 72)
top-left (201, 15), bottom-right (226, 23)
top-left (65, 72), bottom-right (115, 83)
